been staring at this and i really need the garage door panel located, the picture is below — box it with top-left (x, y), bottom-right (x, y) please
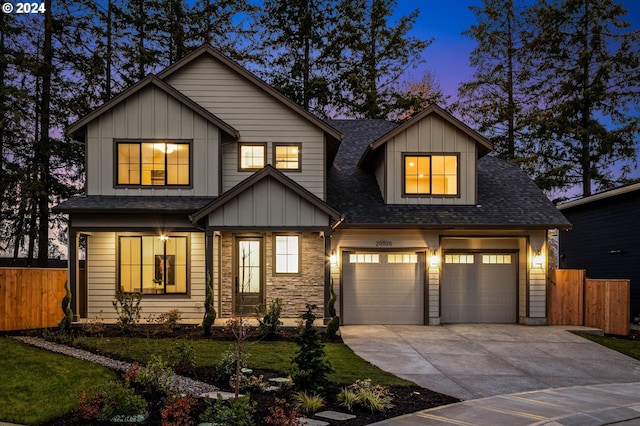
top-left (343, 252), bottom-right (424, 325)
top-left (441, 252), bottom-right (517, 323)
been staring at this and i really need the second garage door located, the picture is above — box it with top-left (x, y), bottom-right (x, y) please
top-left (342, 251), bottom-right (425, 325)
top-left (441, 252), bottom-right (517, 323)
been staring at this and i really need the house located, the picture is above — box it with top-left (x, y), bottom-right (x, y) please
top-left (54, 45), bottom-right (570, 325)
top-left (557, 183), bottom-right (640, 320)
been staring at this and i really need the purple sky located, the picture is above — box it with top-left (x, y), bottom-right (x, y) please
top-left (394, 0), bottom-right (640, 100)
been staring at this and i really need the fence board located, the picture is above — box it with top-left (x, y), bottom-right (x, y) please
top-left (585, 279), bottom-right (629, 335)
top-left (0, 268), bottom-right (67, 331)
top-left (547, 269), bottom-right (585, 325)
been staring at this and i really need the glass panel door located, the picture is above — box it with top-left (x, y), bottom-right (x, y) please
top-left (235, 238), bottom-right (263, 314)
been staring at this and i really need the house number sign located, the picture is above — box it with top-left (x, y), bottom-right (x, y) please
top-left (375, 240), bottom-right (392, 247)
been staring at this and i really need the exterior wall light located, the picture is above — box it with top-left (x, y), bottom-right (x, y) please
top-left (429, 251), bottom-right (440, 267)
top-left (159, 235), bottom-right (169, 242)
top-left (532, 251), bottom-right (544, 268)
top-left (330, 249), bottom-right (337, 266)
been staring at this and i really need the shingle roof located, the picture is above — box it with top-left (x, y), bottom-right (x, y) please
top-left (52, 196), bottom-right (215, 214)
top-left (326, 119), bottom-right (571, 229)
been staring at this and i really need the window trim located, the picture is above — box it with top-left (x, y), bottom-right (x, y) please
top-left (401, 152), bottom-right (460, 198)
top-left (238, 143), bottom-right (267, 171)
top-left (114, 139), bottom-right (193, 188)
top-left (116, 233), bottom-right (190, 296)
top-left (273, 143), bottom-right (302, 172)
top-left (272, 234), bottom-right (301, 276)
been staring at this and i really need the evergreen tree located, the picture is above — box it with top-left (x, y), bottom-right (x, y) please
top-left (336, 0), bottom-right (431, 119)
top-left (389, 71), bottom-right (446, 122)
top-left (291, 304), bottom-right (333, 392)
top-left (457, 0), bottom-right (529, 160)
top-left (522, 0), bottom-right (640, 196)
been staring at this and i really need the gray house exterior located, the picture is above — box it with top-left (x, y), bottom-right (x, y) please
top-left (55, 45), bottom-right (570, 325)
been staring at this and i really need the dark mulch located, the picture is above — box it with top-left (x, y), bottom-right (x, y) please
top-left (34, 324), bottom-right (459, 425)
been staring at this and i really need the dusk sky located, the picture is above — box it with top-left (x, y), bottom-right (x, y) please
top-left (392, 0), bottom-right (640, 100)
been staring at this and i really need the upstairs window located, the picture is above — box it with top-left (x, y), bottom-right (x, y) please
top-left (404, 154), bottom-right (458, 196)
top-left (274, 144), bottom-right (301, 171)
top-left (239, 144), bottom-right (266, 170)
top-left (117, 141), bottom-right (190, 186)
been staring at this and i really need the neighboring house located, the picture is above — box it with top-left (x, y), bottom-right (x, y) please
top-left (557, 183), bottom-right (640, 320)
top-left (54, 45), bottom-right (570, 325)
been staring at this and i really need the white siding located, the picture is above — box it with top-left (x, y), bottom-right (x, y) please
top-left (378, 114), bottom-right (478, 205)
top-left (86, 232), bottom-right (206, 321)
top-left (85, 85), bottom-right (221, 196)
top-left (165, 55), bottom-right (326, 199)
top-left (207, 177), bottom-right (331, 228)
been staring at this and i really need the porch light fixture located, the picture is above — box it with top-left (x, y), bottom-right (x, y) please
top-left (159, 235), bottom-right (169, 242)
top-left (330, 250), bottom-right (337, 266)
top-left (532, 251), bottom-right (544, 268)
top-left (429, 251), bottom-right (440, 267)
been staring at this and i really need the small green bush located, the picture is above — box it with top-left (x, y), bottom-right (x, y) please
top-left (337, 378), bottom-right (394, 413)
top-left (112, 291), bottom-right (143, 333)
top-left (202, 273), bottom-right (217, 335)
top-left (168, 341), bottom-right (196, 373)
top-left (230, 373), bottom-right (268, 393)
top-left (215, 346), bottom-right (248, 381)
top-left (326, 315), bottom-right (340, 339)
top-left (136, 355), bottom-right (177, 396)
top-left (200, 394), bottom-right (256, 426)
top-left (292, 391), bottom-right (325, 413)
top-left (78, 381), bottom-right (147, 422)
top-left (256, 298), bottom-right (283, 338)
top-left (58, 281), bottom-right (73, 332)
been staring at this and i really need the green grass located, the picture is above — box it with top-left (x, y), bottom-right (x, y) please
top-left (74, 336), bottom-right (414, 386)
top-left (574, 332), bottom-right (640, 361)
top-left (0, 337), bottom-right (116, 425)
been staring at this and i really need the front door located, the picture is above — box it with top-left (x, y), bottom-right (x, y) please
top-left (234, 237), bottom-right (263, 315)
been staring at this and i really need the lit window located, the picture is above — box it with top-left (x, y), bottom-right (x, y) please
top-left (349, 253), bottom-right (380, 263)
top-left (274, 144), bottom-right (301, 170)
top-left (274, 235), bottom-right (299, 274)
top-left (445, 254), bottom-right (475, 264)
top-left (482, 254), bottom-right (512, 264)
top-left (404, 154), bottom-right (457, 195)
top-left (119, 235), bottom-right (188, 294)
top-left (117, 142), bottom-right (190, 186)
top-left (240, 144), bottom-right (265, 170)
top-left (388, 254), bottom-right (417, 263)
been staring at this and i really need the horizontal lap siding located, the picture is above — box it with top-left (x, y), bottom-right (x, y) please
top-left (86, 85), bottom-right (220, 196)
top-left (165, 56), bottom-right (325, 199)
top-left (382, 114), bottom-right (477, 205)
top-left (87, 232), bottom-right (206, 321)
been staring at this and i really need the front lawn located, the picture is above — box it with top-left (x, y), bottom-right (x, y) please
top-left (74, 336), bottom-right (412, 386)
top-left (0, 337), bottom-right (116, 425)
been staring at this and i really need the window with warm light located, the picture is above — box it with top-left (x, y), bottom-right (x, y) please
top-left (404, 154), bottom-right (458, 196)
top-left (119, 235), bottom-right (188, 294)
top-left (274, 144), bottom-right (301, 170)
top-left (117, 142), bottom-right (190, 186)
top-left (274, 235), bottom-right (300, 274)
top-left (239, 144), bottom-right (266, 170)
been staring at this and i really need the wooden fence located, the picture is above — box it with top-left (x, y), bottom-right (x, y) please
top-left (547, 269), bottom-right (629, 335)
top-left (0, 268), bottom-right (68, 331)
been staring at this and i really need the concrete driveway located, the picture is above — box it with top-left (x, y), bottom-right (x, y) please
top-left (340, 324), bottom-right (640, 401)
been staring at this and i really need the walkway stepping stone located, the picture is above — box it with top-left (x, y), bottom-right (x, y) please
top-left (200, 391), bottom-right (243, 400)
top-left (315, 410), bottom-right (356, 421)
top-left (298, 418), bottom-right (329, 426)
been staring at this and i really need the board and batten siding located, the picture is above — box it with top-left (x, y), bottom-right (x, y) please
top-left (85, 84), bottom-right (221, 196)
top-left (164, 55), bottom-right (326, 199)
top-left (379, 114), bottom-right (477, 205)
top-left (86, 232), bottom-right (206, 321)
top-left (208, 177), bottom-right (331, 228)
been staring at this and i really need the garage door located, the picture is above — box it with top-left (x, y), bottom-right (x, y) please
top-left (441, 253), bottom-right (517, 323)
top-left (342, 251), bottom-right (424, 325)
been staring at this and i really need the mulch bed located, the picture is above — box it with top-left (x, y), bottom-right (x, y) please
top-left (37, 324), bottom-right (460, 425)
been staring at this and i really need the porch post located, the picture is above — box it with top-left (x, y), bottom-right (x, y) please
top-left (68, 228), bottom-right (78, 321)
top-left (323, 228), bottom-right (332, 324)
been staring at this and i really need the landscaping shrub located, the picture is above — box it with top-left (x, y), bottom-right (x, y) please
top-left (292, 391), bottom-right (325, 413)
top-left (200, 394), bottom-right (256, 426)
top-left (202, 273), bottom-right (217, 335)
top-left (291, 304), bottom-right (333, 392)
top-left (230, 373), bottom-right (268, 393)
top-left (326, 279), bottom-right (340, 338)
top-left (215, 346), bottom-right (249, 382)
top-left (160, 394), bottom-right (195, 426)
top-left (58, 281), bottom-right (73, 332)
top-left (256, 298), bottom-right (283, 338)
top-left (77, 381), bottom-right (147, 422)
top-left (81, 313), bottom-right (106, 336)
top-left (136, 355), bottom-right (177, 396)
top-left (112, 291), bottom-right (143, 333)
top-left (168, 341), bottom-right (196, 374)
top-left (263, 398), bottom-right (302, 426)
top-left (337, 378), bottom-right (394, 413)
top-left (148, 309), bottom-right (183, 335)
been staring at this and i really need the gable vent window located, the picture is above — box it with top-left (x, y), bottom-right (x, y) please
top-left (404, 154), bottom-right (457, 196)
top-left (117, 141), bottom-right (190, 186)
